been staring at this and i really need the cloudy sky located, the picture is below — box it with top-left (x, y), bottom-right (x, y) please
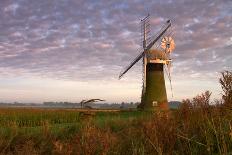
top-left (0, 0), bottom-right (231, 103)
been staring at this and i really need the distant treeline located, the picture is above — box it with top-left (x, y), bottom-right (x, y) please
top-left (0, 101), bottom-right (142, 109)
top-left (0, 101), bottom-right (181, 109)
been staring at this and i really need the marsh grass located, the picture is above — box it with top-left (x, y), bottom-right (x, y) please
top-left (0, 105), bottom-right (231, 155)
top-left (0, 71), bottom-right (231, 154)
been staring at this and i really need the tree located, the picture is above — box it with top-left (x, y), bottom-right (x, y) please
top-left (192, 91), bottom-right (212, 108)
top-left (219, 70), bottom-right (232, 106)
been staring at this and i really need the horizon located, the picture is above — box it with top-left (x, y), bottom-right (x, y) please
top-left (0, 100), bottom-right (182, 104)
top-left (0, 0), bottom-right (231, 103)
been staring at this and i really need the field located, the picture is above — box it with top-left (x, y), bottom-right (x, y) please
top-left (0, 108), bottom-right (147, 138)
top-left (0, 71), bottom-right (231, 155)
top-left (0, 103), bottom-right (231, 155)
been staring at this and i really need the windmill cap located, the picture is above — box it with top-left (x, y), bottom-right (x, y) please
top-left (147, 49), bottom-right (169, 60)
top-left (166, 19), bottom-right (171, 23)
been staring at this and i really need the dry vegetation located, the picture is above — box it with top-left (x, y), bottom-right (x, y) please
top-left (0, 71), bottom-right (231, 155)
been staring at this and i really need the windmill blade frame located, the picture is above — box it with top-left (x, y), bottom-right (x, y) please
top-left (145, 20), bottom-right (171, 50)
top-left (119, 49), bottom-right (145, 79)
top-left (119, 19), bottom-right (172, 79)
top-left (154, 22), bottom-right (174, 50)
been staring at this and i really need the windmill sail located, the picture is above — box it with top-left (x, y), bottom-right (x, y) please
top-left (119, 49), bottom-right (144, 79)
top-left (119, 20), bottom-right (172, 79)
top-left (145, 20), bottom-right (171, 50)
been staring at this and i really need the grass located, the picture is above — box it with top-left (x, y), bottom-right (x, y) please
top-left (0, 108), bottom-right (148, 138)
top-left (0, 71), bottom-right (231, 154)
top-left (0, 108), bottom-right (153, 155)
top-left (0, 105), bottom-right (231, 155)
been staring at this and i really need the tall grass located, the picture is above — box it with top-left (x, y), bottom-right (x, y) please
top-left (0, 71), bottom-right (231, 154)
top-left (0, 104), bottom-right (231, 155)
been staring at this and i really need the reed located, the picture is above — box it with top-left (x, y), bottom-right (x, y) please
top-left (0, 71), bottom-right (231, 154)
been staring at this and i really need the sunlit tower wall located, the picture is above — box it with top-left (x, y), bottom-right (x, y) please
top-left (141, 50), bottom-right (169, 110)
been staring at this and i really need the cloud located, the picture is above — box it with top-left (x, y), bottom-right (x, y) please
top-left (0, 0), bottom-right (231, 83)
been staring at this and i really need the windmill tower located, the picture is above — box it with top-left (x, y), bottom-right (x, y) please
top-left (119, 15), bottom-right (175, 110)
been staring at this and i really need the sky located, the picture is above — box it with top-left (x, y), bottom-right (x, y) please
top-left (0, 0), bottom-right (231, 103)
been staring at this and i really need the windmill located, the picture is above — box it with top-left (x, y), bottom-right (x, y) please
top-left (119, 14), bottom-right (175, 110)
